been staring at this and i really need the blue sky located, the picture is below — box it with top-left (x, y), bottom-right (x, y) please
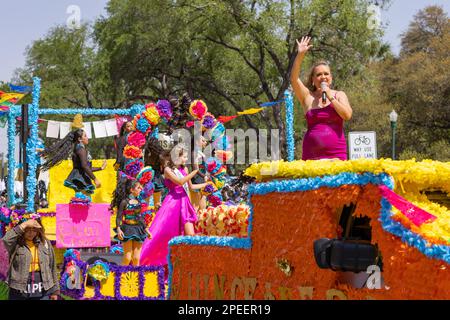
top-left (0, 0), bottom-right (449, 83)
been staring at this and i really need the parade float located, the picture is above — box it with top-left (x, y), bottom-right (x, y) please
top-left (1, 78), bottom-right (449, 300)
top-left (168, 159), bottom-right (450, 300)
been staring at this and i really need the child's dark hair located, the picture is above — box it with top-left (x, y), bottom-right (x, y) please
top-left (41, 129), bottom-right (84, 171)
top-left (110, 177), bottom-right (138, 212)
top-left (144, 137), bottom-right (164, 171)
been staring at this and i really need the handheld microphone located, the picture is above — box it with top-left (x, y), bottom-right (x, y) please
top-left (321, 82), bottom-right (328, 104)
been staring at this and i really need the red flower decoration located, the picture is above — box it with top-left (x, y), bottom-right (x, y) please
top-left (123, 145), bottom-right (143, 159)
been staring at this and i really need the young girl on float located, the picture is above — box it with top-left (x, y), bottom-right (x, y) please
top-left (139, 144), bottom-right (209, 266)
top-left (114, 121), bottom-right (134, 172)
top-left (111, 178), bottom-right (152, 266)
top-left (41, 129), bottom-right (107, 202)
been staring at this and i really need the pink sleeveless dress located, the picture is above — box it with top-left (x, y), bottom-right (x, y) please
top-left (302, 103), bottom-right (348, 161)
top-left (139, 167), bottom-right (197, 266)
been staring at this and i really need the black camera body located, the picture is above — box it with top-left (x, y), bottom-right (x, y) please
top-left (313, 238), bottom-right (380, 273)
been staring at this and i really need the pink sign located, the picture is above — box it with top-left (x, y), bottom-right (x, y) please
top-left (56, 204), bottom-right (111, 248)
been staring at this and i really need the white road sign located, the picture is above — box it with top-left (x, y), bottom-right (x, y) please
top-left (348, 131), bottom-right (377, 159)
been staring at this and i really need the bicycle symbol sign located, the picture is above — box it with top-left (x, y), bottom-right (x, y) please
top-left (354, 135), bottom-right (371, 146)
top-left (348, 131), bottom-right (377, 159)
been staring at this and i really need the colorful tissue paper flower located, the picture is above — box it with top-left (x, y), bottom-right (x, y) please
top-left (186, 121), bottom-right (195, 128)
top-left (135, 116), bottom-right (151, 134)
top-left (208, 194), bottom-right (222, 208)
top-left (141, 182), bottom-right (155, 199)
top-left (64, 249), bottom-right (81, 261)
top-left (189, 100), bottom-right (208, 120)
top-left (201, 182), bottom-right (217, 196)
top-left (201, 113), bottom-right (217, 130)
top-left (137, 167), bottom-right (154, 185)
top-left (124, 145), bottom-right (143, 159)
top-left (143, 104), bottom-right (161, 126)
top-left (0, 207), bottom-right (11, 223)
top-left (125, 160), bottom-right (144, 177)
top-left (156, 100), bottom-right (172, 120)
top-left (196, 204), bottom-right (250, 237)
top-left (87, 260), bottom-right (110, 282)
top-left (205, 157), bottom-right (224, 176)
top-left (130, 104), bottom-right (145, 117)
top-left (127, 131), bottom-right (146, 148)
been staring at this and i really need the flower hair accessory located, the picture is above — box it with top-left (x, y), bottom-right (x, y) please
top-left (6, 209), bottom-right (41, 229)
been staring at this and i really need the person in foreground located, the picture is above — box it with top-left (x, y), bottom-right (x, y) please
top-left (1, 214), bottom-right (60, 300)
top-left (290, 36), bottom-right (353, 161)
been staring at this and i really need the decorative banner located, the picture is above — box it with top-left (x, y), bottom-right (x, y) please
top-left (105, 119), bottom-right (119, 136)
top-left (59, 122), bottom-right (72, 139)
top-left (46, 121), bottom-right (60, 138)
top-left (217, 100), bottom-right (284, 124)
top-left (83, 122), bottom-right (92, 139)
top-left (92, 121), bottom-right (107, 138)
top-left (8, 84), bottom-right (32, 93)
top-left (378, 185), bottom-right (437, 226)
top-left (56, 203), bottom-right (111, 248)
top-left (0, 92), bottom-right (25, 104)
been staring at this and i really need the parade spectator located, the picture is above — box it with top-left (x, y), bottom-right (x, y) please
top-left (1, 215), bottom-right (59, 300)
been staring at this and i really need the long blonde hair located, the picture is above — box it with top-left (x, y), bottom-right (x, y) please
top-left (305, 60), bottom-right (332, 92)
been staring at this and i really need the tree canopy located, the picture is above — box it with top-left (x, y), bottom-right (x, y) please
top-left (11, 1), bottom-right (449, 162)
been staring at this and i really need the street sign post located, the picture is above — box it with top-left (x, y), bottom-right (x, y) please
top-left (348, 131), bottom-right (377, 159)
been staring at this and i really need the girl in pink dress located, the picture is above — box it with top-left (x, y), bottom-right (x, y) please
top-left (290, 36), bottom-right (353, 160)
top-left (140, 144), bottom-right (208, 266)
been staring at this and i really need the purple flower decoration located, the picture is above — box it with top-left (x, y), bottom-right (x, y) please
top-left (141, 182), bottom-right (155, 199)
top-left (202, 115), bottom-right (216, 129)
top-left (204, 184), bottom-right (215, 194)
top-left (125, 160), bottom-right (144, 177)
top-left (156, 100), bottom-right (172, 120)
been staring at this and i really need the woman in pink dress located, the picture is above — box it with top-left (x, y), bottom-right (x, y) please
top-left (140, 144), bottom-right (208, 266)
top-left (290, 36), bottom-right (353, 160)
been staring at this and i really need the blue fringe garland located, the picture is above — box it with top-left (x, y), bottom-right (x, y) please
top-left (284, 90), bottom-right (295, 162)
top-left (26, 77), bottom-right (41, 211)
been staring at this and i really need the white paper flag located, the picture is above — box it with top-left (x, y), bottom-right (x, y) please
top-left (93, 121), bottom-right (107, 138)
top-left (59, 122), bottom-right (72, 139)
top-left (105, 119), bottom-right (119, 136)
top-left (83, 122), bottom-right (92, 139)
top-left (46, 121), bottom-right (60, 139)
